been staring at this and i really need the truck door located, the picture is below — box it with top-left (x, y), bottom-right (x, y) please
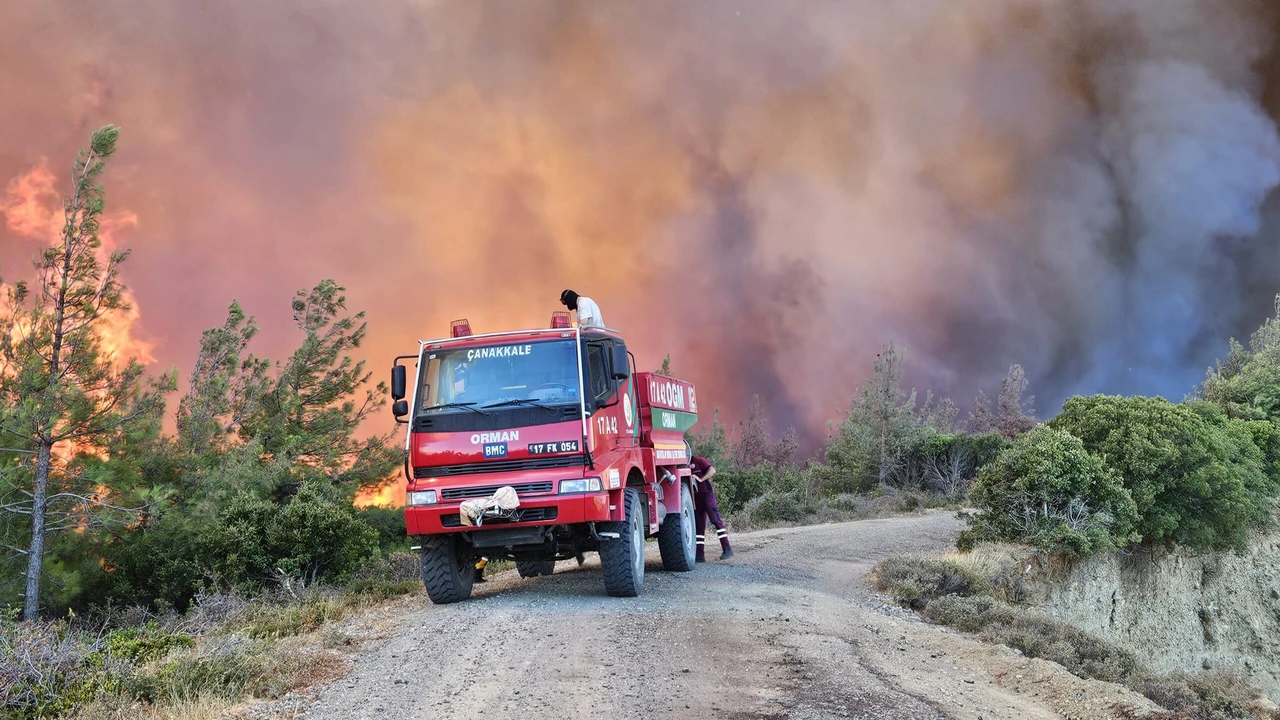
top-left (584, 338), bottom-right (634, 453)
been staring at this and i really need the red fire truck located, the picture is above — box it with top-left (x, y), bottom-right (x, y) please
top-left (390, 313), bottom-right (701, 603)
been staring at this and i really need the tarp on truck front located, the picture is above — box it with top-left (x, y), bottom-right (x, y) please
top-left (459, 485), bottom-right (519, 526)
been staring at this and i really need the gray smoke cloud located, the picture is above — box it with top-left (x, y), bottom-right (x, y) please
top-left (1079, 0), bottom-right (1280, 396)
top-left (1, 0), bottom-right (1279, 448)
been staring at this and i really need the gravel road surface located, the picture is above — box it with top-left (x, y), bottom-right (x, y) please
top-left (296, 512), bottom-right (1155, 720)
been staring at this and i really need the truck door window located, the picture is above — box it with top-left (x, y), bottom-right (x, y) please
top-left (586, 342), bottom-right (610, 404)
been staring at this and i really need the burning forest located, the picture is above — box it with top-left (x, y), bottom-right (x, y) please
top-left (4, 0), bottom-right (1280, 639)
top-left (8, 5), bottom-right (1280, 718)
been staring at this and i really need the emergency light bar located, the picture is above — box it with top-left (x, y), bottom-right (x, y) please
top-left (450, 319), bottom-right (472, 338)
top-left (550, 311), bottom-right (572, 329)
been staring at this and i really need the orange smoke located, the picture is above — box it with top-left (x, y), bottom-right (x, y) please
top-left (354, 479), bottom-right (405, 509)
top-left (0, 163), bottom-right (155, 367)
top-left (2, 0), bottom-right (1280, 457)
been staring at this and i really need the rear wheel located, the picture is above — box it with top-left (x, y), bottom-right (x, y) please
top-left (599, 488), bottom-right (645, 597)
top-left (420, 534), bottom-right (474, 604)
top-left (658, 481), bottom-right (696, 571)
top-left (516, 560), bottom-right (556, 578)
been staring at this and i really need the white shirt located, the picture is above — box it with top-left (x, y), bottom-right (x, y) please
top-left (575, 296), bottom-right (604, 328)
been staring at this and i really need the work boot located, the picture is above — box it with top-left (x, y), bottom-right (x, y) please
top-left (720, 547), bottom-right (735, 560)
top-left (696, 555), bottom-right (706, 563)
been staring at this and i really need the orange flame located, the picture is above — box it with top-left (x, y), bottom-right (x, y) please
top-left (354, 479), bottom-right (405, 509)
top-left (0, 162), bottom-right (59, 237)
top-left (1, 164), bottom-right (155, 367)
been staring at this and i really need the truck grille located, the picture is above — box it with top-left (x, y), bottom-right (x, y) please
top-left (440, 507), bottom-right (559, 528)
top-left (414, 455), bottom-right (585, 479)
top-left (439, 481), bottom-right (555, 501)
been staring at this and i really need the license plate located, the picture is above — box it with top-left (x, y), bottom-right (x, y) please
top-left (528, 440), bottom-right (579, 455)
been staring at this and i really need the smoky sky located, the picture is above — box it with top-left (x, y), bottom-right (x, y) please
top-left (3, 0), bottom-right (1280, 448)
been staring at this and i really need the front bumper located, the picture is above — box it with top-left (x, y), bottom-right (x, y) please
top-left (406, 491), bottom-right (611, 535)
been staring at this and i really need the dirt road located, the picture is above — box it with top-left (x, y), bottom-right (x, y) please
top-left (297, 512), bottom-right (1155, 720)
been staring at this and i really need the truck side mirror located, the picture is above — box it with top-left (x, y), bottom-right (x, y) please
top-left (391, 365), bottom-right (407, 400)
top-left (393, 399), bottom-right (409, 418)
top-left (610, 344), bottom-right (630, 380)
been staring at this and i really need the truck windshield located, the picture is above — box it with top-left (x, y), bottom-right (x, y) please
top-left (417, 339), bottom-right (580, 413)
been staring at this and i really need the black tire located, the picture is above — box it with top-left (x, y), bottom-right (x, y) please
top-left (599, 488), bottom-right (645, 597)
top-left (516, 560), bottom-right (556, 578)
top-left (657, 481), bottom-right (696, 572)
top-left (420, 534), bottom-right (474, 604)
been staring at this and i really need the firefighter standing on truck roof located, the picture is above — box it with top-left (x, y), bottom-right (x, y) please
top-left (560, 289), bottom-right (604, 329)
top-left (690, 455), bottom-right (734, 562)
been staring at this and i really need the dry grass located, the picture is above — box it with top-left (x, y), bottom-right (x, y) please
top-left (870, 554), bottom-right (991, 609)
top-left (938, 543), bottom-right (1037, 602)
top-left (1123, 671), bottom-right (1280, 720)
top-left (2, 570), bottom-right (416, 719)
top-left (237, 581), bottom-right (418, 639)
top-left (65, 693), bottom-right (239, 720)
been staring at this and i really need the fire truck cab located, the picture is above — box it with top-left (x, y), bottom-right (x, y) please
top-left (390, 313), bottom-right (700, 603)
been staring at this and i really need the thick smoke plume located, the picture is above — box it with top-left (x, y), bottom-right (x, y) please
top-left (2, 0), bottom-right (1280, 448)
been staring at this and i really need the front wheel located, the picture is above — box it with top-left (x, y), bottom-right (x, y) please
top-left (420, 534), bottom-right (475, 604)
top-left (516, 560), bottom-right (556, 578)
top-left (657, 481), bottom-right (696, 571)
top-left (599, 488), bottom-right (645, 597)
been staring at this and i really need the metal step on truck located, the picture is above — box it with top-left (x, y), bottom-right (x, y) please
top-left (390, 312), bottom-right (701, 603)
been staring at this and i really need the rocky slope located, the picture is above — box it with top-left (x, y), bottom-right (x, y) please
top-left (1042, 532), bottom-right (1280, 702)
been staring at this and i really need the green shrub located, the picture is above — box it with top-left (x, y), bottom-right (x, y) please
top-left (713, 464), bottom-right (775, 515)
top-left (348, 551), bottom-right (421, 585)
top-left (357, 506), bottom-right (410, 552)
top-left (129, 651), bottom-right (259, 703)
top-left (743, 490), bottom-right (818, 525)
top-left (1199, 297), bottom-right (1280, 425)
top-left (966, 431), bottom-right (1009, 470)
top-left (241, 596), bottom-right (347, 639)
top-left (208, 482), bottom-right (379, 587)
top-left (91, 625), bottom-right (195, 665)
top-left (873, 555), bottom-right (991, 609)
top-left (962, 426), bottom-right (1139, 556)
top-left (814, 442), bottom-right (873, 496)
top-left (1051, 396), bottom-right (1273, 550)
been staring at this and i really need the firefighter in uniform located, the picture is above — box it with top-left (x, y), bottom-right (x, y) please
top-left (690, 455), bottom-right (734, 561)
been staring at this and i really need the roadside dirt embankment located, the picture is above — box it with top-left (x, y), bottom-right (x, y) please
top-left (1040, 533), bottom-right (1280, 702)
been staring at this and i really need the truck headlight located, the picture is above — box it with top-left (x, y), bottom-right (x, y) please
top-left (407, 490), bottom-right (437, 506)
top-left (559, 478), bottom-right (602, 494)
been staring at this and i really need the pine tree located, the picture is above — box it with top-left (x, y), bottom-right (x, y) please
top-left (968, 365), bottom-right (1035, 440)
top-left (967, 390), bottom-right (998, 434)
top-left (686, 408), bottom-right (729, 469)
top-left (656, 354), bottom-right (672, 376)
top-left (246, 280), bottom-right (399, 494)
top-left (0, 126), bottom-right (171, 620)
top-left (844, 344), bottom-right (922, 486)
top-left (995, 364), bottom-right (1036, 440)
top-left (175, 300), bottom-right (270, 464)
top-left (733, 396), bottom-right (772, 470)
